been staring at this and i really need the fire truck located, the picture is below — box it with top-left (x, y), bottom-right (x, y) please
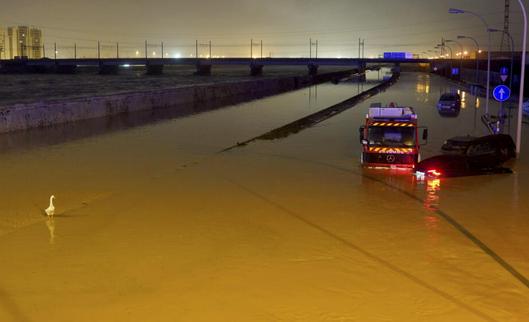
top-left (359, 103), bottom-right (428, 169)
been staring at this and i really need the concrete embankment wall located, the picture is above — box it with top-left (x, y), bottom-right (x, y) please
top-left (0, 71), bottom-right (352, 134)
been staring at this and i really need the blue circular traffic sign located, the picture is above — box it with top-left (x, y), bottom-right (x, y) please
top-left (493, 85), bottom-right (511, 102)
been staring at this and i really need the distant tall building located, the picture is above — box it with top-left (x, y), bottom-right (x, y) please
top-left (0, 28), bottom-right (6, 59)
top-left (7, 26), bottom-right (43, 59)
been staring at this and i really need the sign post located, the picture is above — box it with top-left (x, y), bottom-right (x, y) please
top-left (493, 85), bottom-right (511, 134)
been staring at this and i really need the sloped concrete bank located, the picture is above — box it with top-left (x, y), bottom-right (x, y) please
top-left (0, 70), bottom-right (354, 134)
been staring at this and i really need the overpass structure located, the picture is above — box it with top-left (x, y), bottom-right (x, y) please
top-left (0, 57), bottom-right (432, 75)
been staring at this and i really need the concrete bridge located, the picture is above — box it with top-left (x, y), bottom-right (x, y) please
top-left (0, 57), bottom-right (431, 76)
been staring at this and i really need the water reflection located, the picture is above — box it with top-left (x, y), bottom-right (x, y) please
top-left (308, 85), bottom-right (318, 107)
top-left (420, 178), bottom-right (441, 248)
top-left (423, 179), bottom-right (441, 211)
top-left (457, 90), bottom-right (466, 109)
top-left (0, 85), bottom-right (314, 155)
top-left (416, 83), bottom-right (430, 94)
top-left (415, 74), bottom-right (431, 103)
top-left (45, 217), bottom-right (55, 245)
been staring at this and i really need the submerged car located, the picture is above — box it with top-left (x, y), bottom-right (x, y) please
top-left (441, 135), bottom-right (477, 153)
top-left (416, 134), bottom-right (516, 178)
top-left (437, 93), bottom-right (461, 116)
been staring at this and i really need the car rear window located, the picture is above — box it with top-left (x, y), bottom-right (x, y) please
top-left (440, 94), bottom-right (458, 100)
top-left (467, 142), bottom-right (495, 156)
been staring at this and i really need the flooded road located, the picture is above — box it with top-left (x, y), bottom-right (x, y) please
top-left (0, 72), bottom-right (528, 321)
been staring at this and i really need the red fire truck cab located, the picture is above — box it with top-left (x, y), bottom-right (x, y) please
top-left (359, 103), bottom-right (428, 169)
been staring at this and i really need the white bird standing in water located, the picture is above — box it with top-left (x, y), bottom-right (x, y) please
top-left (45, 195), bottom-right (56, 217)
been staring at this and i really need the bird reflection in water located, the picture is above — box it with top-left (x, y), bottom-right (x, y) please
top-left (46, 217), bottom-right (55, 245)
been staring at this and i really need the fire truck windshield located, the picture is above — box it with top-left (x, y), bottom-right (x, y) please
top-left (367, 126), bottom-right (415, 147)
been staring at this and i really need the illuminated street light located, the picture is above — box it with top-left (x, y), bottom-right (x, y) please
top-left (457, 35), bottom-right (480, 83)
top-left (446, 39), bottom-right (464, 79)
top-left (449, 8), bottom-right (492, 114)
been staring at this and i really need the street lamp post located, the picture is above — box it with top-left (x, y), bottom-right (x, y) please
top-left (515, 0), bottom-right (527, 156)
top-left (458, 35), bottom-right (480, 84)
top-left (449, 8), bottom-right (492, 114)
top-left (437, 44), bottom-right (453, 75)
top-left (427, 49), bottom-right (439, 58)
top-left (446, 39), bottom-right (464, 79)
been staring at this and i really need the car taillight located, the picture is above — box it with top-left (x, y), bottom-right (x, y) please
top-left (427, 169), bottom-right (442, 177)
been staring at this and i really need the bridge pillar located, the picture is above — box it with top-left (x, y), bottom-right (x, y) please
top-left (250, 64), bottom-right (263, 76)
top-left (146, 64), bottom-right (164, 75)
top-left (1, 58), bottom-right (27, 73)
top-left (307, 63), bottom-right (319, 75)
top-left (99, 64), bottom-right (119, 75)
top-left (27, 65), bottom-right (51, 73)
top-left (195, 63), bottom-right (212, 76)
top-left (391, 63), bottom-right (401, 74)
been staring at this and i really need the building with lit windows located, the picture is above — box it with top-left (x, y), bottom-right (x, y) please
top-left (0, 28), bottom-right (5, 59)
top-left (7, 26), bottom-right (43, 59)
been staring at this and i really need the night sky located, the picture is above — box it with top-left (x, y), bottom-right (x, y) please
top-left (2, 0), bottom-right (528, 57)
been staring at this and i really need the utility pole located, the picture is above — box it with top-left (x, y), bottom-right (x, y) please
top-left (310, 38), bottom-right (312, 59)
top-left (358, 39), bottom-right (365, 58)
top-left (362, 39), bottom-right (365, 58)
top-left (515, 0), bottom-right (527, 155)
top-left (501, 0), bottom-right (511, 51)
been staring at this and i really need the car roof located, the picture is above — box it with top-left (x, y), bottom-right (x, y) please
top-left (440, 93), bottom-right (460, 99)
top-left (469, 134), bottom-right (515, 147)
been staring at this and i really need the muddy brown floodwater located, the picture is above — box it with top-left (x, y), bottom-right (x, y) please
top-left (0, 71), bottom-right (528, 321)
